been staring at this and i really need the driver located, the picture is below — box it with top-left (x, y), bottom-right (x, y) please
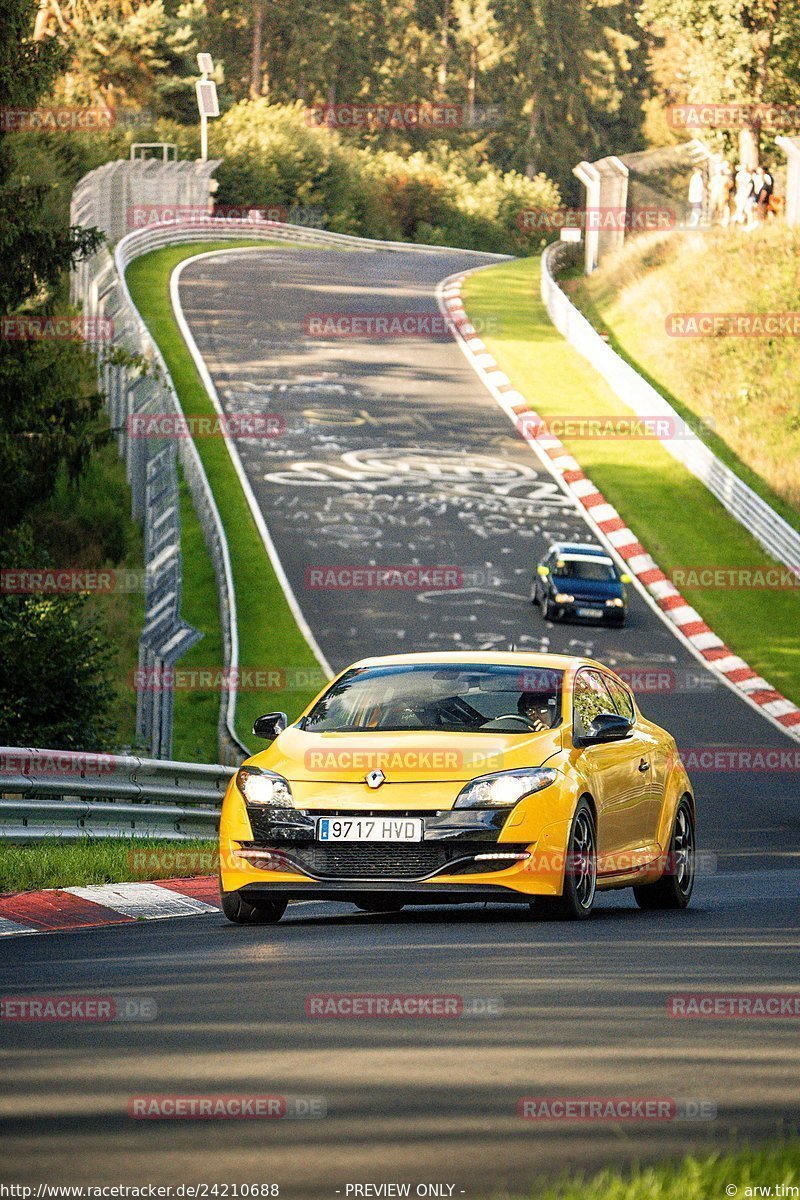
top-left (517, 691), bottom-right (552, 731)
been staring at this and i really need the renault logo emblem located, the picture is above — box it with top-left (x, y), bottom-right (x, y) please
top-left (365, 769), bottom-right (385, 789)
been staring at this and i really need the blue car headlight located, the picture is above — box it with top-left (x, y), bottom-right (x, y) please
top-left (236, 766), bottom-right (293, 806)
top-left (454, 767), bottom-right (558, 809)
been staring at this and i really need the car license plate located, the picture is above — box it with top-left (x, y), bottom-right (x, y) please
top-left (577, 606), bottom-right (604, 619)
top-left (317, 817), bottom-right (423, 842)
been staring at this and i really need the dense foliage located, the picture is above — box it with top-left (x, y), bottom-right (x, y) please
top-left (0, 0), bottom-right (115, 750)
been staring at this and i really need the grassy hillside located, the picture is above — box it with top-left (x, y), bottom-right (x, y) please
top-left (565, 224), bottom-right (800, 524)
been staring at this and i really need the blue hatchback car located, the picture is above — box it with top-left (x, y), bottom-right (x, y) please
top-left (531, 542), bottom-right (630, 626)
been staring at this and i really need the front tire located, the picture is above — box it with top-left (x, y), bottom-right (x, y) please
top-left (220, 887), bottom-right (287, 924)
top-left (634, 798), bottom-right (695, 910)
top-left (546, 798), bottom-right (597, 920)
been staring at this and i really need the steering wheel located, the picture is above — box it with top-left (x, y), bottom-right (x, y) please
top-left (480, 713), bottom-right (540, 731)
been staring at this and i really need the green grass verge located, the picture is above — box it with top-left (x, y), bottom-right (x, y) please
top-left (0, 838), bottom-right (217, 893)
top-left (563, 235), bottom-right (800, 540)
top-left (463, 257), bottom-right (800, 705)
top-left (125, 241), bottom-right (326, 758)
top-left (564, 225), bottom-right (800, 526)
top-left (495, 1141), bottom-right (799, 1200)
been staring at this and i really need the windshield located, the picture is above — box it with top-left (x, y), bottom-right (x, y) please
top-left (302, 664), bottom-right (564, 734)
top-left (554, 558), bottom-right (617, 582)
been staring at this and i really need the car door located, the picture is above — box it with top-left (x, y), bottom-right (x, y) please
top-left (572, 669), bottom-right (651, 867)
top-left (603, 674), bottom-right (663, 846)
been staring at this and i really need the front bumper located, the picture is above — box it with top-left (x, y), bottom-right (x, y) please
top-left (220, 803), bottom-right (572, 899)
top-left (554, 600), bottom-right (625, 623)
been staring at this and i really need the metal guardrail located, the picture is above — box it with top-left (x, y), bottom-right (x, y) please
top-left (541, 242), bottom-right (800, 572)
top-left (0, 747), bottom-right (233, 843)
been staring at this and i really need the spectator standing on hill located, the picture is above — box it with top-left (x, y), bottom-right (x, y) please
top-left (734, 164), bottom-right (751, 225)
top-left (687, 168), bottom-right (705, 227)
top-left (748, 167), bottom-right (764, 228)
top-left (757, 167), bottom-right (774, 221)
top-left (709, 162), bottom-right (733, 225)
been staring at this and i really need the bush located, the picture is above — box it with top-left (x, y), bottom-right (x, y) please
top-left (0, 593), bottom-right (116, 750)
top-left (209, 100), bottom-right (561, 254)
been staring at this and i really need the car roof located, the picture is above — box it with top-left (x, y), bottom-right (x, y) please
top-left (549, 542), bottom-right (611, 558)
top-left (344, 650), bottom-right (617, 674)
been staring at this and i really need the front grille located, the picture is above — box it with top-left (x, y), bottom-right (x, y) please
top-left (261, 841), bottom-right (528, 881)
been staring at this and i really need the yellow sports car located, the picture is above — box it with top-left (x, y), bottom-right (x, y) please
top-left (219, 652), bottom-right (695, 922)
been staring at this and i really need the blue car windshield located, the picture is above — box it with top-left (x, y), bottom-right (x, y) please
top-left (554, 558), bottom-right (617, 582)
top-left (302, 663), bottom-right (564, 733)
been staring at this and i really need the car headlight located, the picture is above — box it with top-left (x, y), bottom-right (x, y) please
top-left (236, 766), bottom-right (293, 806)
top-left (606, 597), bottom-right (624, 607)
top-left (454, 767), bottom-right (558, 809)
top-left (554, 592), bottom-right (574, 603)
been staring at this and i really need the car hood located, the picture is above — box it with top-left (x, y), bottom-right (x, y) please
top-left (248, 725), bottom-right (562, 784)
top-left (553, 575), bottom-right (623, 599)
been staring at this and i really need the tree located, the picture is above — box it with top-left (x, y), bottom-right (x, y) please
top-left (452, 0), bottom-right (506, 126)
top-left (0, 594), bottom-right (116, 749)
top-left (0, 0), bottom-right (115, 751)
top-left (496, 0), bottom-right (645, 195)
top-left (638, 0), bottom-right (800, 166)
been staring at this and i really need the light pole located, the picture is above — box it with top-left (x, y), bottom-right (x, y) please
top-left (195, 53), bottom-right (219, 162)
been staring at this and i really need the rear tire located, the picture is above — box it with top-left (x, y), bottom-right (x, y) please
top-left (220, 887), bottom-right (287, 924)
top-left (634, 798), bottom-right (695, 910)
top-left (545, 798), bottom-right (597, 920)
top-left (541, 596), bottom-right (556, 621)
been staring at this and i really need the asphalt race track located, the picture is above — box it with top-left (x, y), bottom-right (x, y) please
top-left (2, 245), bottom-right (798, 1196)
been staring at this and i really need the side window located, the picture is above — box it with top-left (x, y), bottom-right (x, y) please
top-left (604, 676), bottom-right (635, 722)
top-left (573, 670), bottom-right (616, 740)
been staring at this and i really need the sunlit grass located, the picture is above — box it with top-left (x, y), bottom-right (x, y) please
top-left (0, 838), bottom-right (217, 893)
top-left (566, 225), bottom-right (800, 524)
top-left (495, 1140), bottom-right (800, 1200)
top-left (464, 257), bottom-right (800, 704)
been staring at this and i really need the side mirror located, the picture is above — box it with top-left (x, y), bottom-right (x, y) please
top-left (620, 572), bottom-right (632, 584)
top-left (577, 712), bottom-right (633, 746)
top-left (252, 712), bottom-right (288, 740)
top-left (537, 565), bottom-right (550, 577)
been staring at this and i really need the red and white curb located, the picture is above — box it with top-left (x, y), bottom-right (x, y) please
top-left (0, 876), bottom-right (221, 938)
top-left (437, 270), bottom-right (800, 741)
